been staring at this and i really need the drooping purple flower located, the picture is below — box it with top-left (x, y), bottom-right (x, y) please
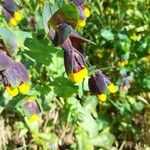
top-left (88, 70), bottom-right (111, 95)
top-left (0, 50), bottom-right (13, 71)
top-left (70, 0), bottom-right (90, 27)
top-left (2, 0), bottom-right (22, 26)
top-left (23, 96), bottom-right (40, 116)
top-left (0, 50), bottom-right (29, 88)
top-left (2, 0), bottom-right (18, 21)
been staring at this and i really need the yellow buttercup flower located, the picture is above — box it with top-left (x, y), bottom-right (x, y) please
top-left (18, 83), bottom-right (30, 94)
top-left (108, 83), bottom-right (118, 93)
top-left (77, 19), bottom-right (86, 28)
top-left (6, 86), bottom-right (19, 97)
top-left (9, 18), bottom-right (17, 26)
top-left (14, 11), bottom-right (22, 22)
top-left (84, 7), bottom-right (90, 18)
top-left (69, 67), bottom-right (88, 83)
top-left (98, 94), bottom-right (107, 102)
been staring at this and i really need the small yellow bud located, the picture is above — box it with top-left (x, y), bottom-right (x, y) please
top-left (77, 19), bottom-right (86, 28)
top-left (84, 7), bottom-right (90, 18)
top-left (9, 18), bottom-right (17, 26)
top-left (69, 67), bottom-right (88, 83)
top-left (98, 94), bottom-right (107, 102)
top-left (14, 11), bottom-right (22, 21)
top-left (6, 86), bottom-right (19, 97)
top-left (18, 83), bottom-right (30, 94)
top-left (108, 83), bottom-right (118, 93)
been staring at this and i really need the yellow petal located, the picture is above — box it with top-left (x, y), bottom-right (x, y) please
top-left (84, 7), bottom-right (90, 18)
top-left (97, 94), bottom-right (107, 102)
top-left (69, 67), bottom-right (88, 83)
top-left (77, 19), bottom-right (86, 28)
top-left (14, 11), bottom-right (22, 21)
top-left (6, 86), bottom-right (19, 97)
top-left (108, 83), bottom-right (118, 93)
top-left (18, 83), bottom-right (30, 94)
top-left (9, 18), bottom-right (17, 26)
top-left (28, 114), bottom-right (39, 123)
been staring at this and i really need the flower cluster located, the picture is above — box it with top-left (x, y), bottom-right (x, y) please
top-left (48, 0), bottom-right (118, 102)
top-left (2, 0), bottom-right (22, 26)
top-left (0, 50), bottom-right (30, 97)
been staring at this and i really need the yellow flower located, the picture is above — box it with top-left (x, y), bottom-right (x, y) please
top-left (118, 60), bottom-right (128, 67)
top-left (28, 114), bottom-right (39, 123)
top-left (108, 83), bottom-right (118, 93)
top-left (14, 11), bottom-right (22, 22)
top-left (6, 86), bottom-right (19, 97)
top-left (84, 7), bottom-right (90, 18)
top-left (77, 19), bottom-right (86, 28)
top-left (18, 83), bottom-right (30, 94)
top-left (9, 18), bottom-right (17, 26)
top-left (69, 67), bottom-right (88, 83)
top-left (98, 94), bottom-right (107, 102)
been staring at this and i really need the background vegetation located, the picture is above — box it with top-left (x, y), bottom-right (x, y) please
top-left (0, 0), bottom-right (150, 149)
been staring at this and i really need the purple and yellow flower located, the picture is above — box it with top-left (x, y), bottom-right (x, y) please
top-left (2, 0), bottom-right (22, 26)
top-left (88, 70), bottom-right (118, 102)
top-left (0, 51), bottom-right (30, 96)
top-left (23, 96), bottom-right (40, 116)
top-left (70, 0), bottom-right (90, 27)
top-left (49, 23), bottom-right (90, 83)
top-left (63, 48), bottom-right (88, 83)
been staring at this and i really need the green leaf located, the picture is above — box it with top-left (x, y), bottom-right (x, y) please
top-left (0, 27), bottom-right (17, 56)
top-left (48, 3), bottom-right (79, 29)
top-left (90, 128), bottom-right (115, 149)
top-left (101, 29), bottom-right (114, 41)
top-left (24, 38), bottom-right (55, 65)
top-left (76, 127), bottom-right (94, 150)
top-left (42, 0), bottom-right (65, 33)
top-left (50, 76), bottom-right (78, 98)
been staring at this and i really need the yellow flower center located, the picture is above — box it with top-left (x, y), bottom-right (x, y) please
top-left (6, 86), bottom-right (19, 97)
top-left (9, 18), bottom-right (17, 26)
top-left (28, 114), bottom-right (39, 123)
top-left (77, 19), bottom-right (86, 28)
top-left (98, 94), bottom-right (107, 102)
top-left (69, 67), bottom-right (88, 83)
top-left (84, 7), bottom-right (90, 18)
top-left (18, 83), bottom-right (30, 94)
top-left (14, 11), bottom-right (22, 22)
top-left (108, 83), bottom-right (118, 93)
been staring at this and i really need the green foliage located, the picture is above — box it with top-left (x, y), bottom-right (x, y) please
top-left (0, 0), bottom-right (149, 150)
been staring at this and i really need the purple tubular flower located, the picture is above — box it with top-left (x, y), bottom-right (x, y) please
top-left (70, 0), bottom-right (88, 19)
top-left (63, 39), bottom-right (86, 74)
top-left (88, 70), bottom-right (111, 95)
top-left (0, 50), bottom-right (13, 71)
top-left (2, 0), bottom-right (18, 13)
top-left (2, 0), bottom-right (18, 21)
top-left (0, 51), bottom-right (29, 87)
top-left (23, 96), bottom-right (40, 116)
top-left (48, 23), bottom-right (90, 83)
